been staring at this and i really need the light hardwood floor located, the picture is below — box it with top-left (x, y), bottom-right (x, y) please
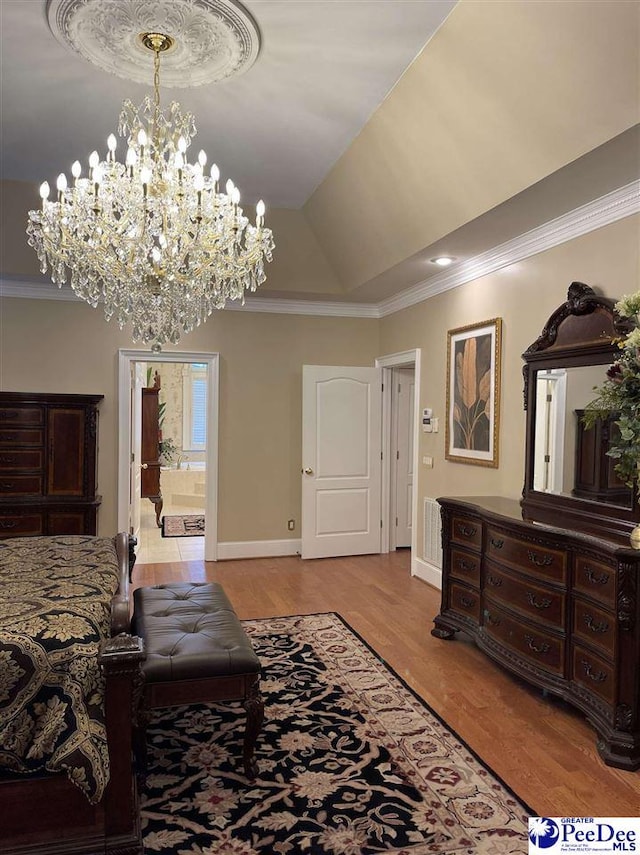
top-left (132, 551), bottom-right (639, 817)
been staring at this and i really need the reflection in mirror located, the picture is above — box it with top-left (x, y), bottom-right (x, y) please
top-left (522, 282), bottom-right (639, 542)
top-left (532, 365), bottom-right (633, 508)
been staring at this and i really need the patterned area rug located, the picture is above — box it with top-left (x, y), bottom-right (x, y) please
top-left (141, 613), bottom-right (532, 853)
top-left (161, 515), bottom-right (205, 538)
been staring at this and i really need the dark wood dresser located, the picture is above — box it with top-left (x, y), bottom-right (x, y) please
top-left (433, 495), bottom-right (640, 770)
top-left (0, 392), bottom-right (103, 537)
top-left (141, 385), bottom-right (163, 526)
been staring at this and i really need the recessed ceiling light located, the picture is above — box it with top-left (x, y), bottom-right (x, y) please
top-left (430, 256), bottom-right (456, 267)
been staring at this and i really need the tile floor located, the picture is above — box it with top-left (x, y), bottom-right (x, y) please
top-left (135, 496), bottom-right (205, 564)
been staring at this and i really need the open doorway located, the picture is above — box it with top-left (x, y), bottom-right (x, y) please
top-left (377, 349), bottom-right (421, 575)
top-left (389, 366), bottom-right (415, 550)
top-left (118, 350), bottom-right (219, 562)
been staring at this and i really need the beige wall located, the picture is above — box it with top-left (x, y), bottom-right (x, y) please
top-left (0, 300), bottom-right (379, 540)
top-left (2, 214), bottom-right (636, 552)
top-left (380, 214), bottom-right (640, 563)
top-left (305, 1), bottom-right (640, 290)
top-left (0, 216), bottom-right (637, 553)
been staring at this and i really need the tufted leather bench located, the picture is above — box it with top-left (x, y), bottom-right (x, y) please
top-left (132, 582), bottom-right (263, 779)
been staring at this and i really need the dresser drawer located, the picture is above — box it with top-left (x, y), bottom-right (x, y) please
top-left (0, 513), bottom-right (44, 537)
top-left (486, 526), bottom-right (567, 584)
top-left (450, 515), bottom-right (482, 550)
top-left (0, 428), bottom-right (43, 447)
top-left (450, 547), bottom-right (481, 585)
top-left (572, 599), bottom-right (615, 659)
top-left (0, 450), bottom-right (44, 470)
top-left (571, 643), bottom-right (616, 706)
top-left (483, 560), bottom-right (566, 629)
top-left (483, 599), bottom-right (565, 676)
top-left (449, 582), bottom-right (481, 623)
top-left (0, 475), bottom-right (42, 495)
top-left (0, 407), bottom-right (43, 426)
top-left (573, 555), bottom-right (615, 609)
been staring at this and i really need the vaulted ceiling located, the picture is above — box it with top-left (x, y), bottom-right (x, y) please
top-left (1, 1), bottom-right (638, 307)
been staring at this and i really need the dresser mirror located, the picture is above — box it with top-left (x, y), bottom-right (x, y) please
top-left (521, 281), bottom-right (639, 543)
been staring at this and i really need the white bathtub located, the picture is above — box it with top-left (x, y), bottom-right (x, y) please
top-left (161, 460), bottom-right (206, 471)
top-left (160, 466), bottom-right (206, 508)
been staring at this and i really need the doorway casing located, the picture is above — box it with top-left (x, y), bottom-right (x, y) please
top-left (118, 349), bottom-right (219, 561)
top-left (376, 349), bottom-right (421, 576)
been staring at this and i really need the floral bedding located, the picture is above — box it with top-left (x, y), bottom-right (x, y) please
top-left (0, 535), bottom-right (120, 803)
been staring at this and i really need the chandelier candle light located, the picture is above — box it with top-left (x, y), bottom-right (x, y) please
top-left (27, 32), bottom-right (274, 350)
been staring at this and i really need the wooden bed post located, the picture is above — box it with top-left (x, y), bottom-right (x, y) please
top-left (100, 633), bottom-right (146, 854)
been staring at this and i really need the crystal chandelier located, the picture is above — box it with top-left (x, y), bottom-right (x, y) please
top-left (27, 32), bottom-right (274, 350)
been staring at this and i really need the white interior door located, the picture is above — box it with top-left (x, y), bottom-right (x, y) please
top-left (129, 362), bottom-right (146, 543)
top-left (302, 365), bottom-right (382, 559)
top-left (533, 369), bottom-right (567, 494)
top-left (392, 367), bottom-right (414, 548)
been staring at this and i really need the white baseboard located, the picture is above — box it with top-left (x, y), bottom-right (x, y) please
top-left (216, 538), bottom-right (301, 560)
top-left (412, 556), bottom-right (442, 590)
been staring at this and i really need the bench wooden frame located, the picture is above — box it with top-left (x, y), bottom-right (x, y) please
top-left (139, 671), bottom-right (263, 779)
top-left (133, 583), bottom-right (264, 780)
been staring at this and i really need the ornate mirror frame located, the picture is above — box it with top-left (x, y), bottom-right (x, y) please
top-left (521, 281), bottom-right (639, 544)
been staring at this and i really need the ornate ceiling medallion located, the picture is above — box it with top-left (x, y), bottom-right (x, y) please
top-left (46, 0), bottom-right (261, 87)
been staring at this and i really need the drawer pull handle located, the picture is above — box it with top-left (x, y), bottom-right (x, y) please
top-left (584, 614), bottom-right (609, 634)
top-left (581, 660), bottom-right (606, 683)
top-left (490, 537), bottom-right (504, 549)
top-left (0, 520), bottom-right (17, 529)
top-left (0, 412), bottom-right (19, 420)
top-left (487, 575), bottom-right (503, 587)
top-left (524, 635), bottom-right (550, 655)
top-left (0, 482), bottom-right (15, 490)
top-left (0, 456), bottom-right (17, 464)
top-left (457, 559), bottom-right (475, 572)
top-left (456, 523), bottom-right (477, 538)
top-left (527, 550), bottom-right (553, 568)
top-left (526, 592), bottom-right (552, 610)
top-left (585, 567), bottom-right (609, 586)
top-left (485, 612), bottom-right (501, 627)
top-left (460, 595), bottom-right (476, 608)
top-left (0, 435), bottom-right (17, 442)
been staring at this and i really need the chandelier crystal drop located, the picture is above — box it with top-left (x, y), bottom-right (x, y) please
top-left (27, 32), bottom-right (274, 350)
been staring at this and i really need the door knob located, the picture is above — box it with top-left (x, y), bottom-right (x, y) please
top-left (302, 467), bottom-right (314, 475)
top-left (141, 463), bottom-right (148, 469)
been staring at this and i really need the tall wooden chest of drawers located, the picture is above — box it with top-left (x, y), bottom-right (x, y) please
top-left (0, 392), bottom-right (103, 537)
top-left (433, 496), bottom-right (640, 770)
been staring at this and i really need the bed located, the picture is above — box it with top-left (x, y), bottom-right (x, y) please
top-left (0, 532), bottom-right (144, 855)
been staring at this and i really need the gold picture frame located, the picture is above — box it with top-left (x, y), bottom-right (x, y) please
top-left (445, 318), bottom-right (502, 467)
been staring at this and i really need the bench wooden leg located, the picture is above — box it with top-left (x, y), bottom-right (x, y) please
top-left (243, 675), bottom-right (264, 780)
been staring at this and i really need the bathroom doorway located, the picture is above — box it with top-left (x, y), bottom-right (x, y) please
top-left (118, 350), bottom-right (219, 563)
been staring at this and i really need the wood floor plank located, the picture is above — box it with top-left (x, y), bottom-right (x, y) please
top-left (132, 551), bottom-right (639, 817)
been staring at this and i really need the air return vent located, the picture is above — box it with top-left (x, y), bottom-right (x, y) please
top-left (423, 497), bottom-right (442, 568)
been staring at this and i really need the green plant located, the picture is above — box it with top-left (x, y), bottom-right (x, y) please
top-left (583, 290), bottom-right (640, 490)
top-left (159, 437), bottom-right (178, 464)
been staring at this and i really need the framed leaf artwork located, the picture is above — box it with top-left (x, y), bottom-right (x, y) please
top-left (445, 318), bottom-right (502, 467)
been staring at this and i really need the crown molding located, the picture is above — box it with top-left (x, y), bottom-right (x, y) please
top-left (377, 179), bottom-right (640, 317)
top-left (224, 297), bottom-right (380, 318)
top-left (0, 279), bottom-right (82, 301)
top-left (2, 180), bottom-right (638, 318)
